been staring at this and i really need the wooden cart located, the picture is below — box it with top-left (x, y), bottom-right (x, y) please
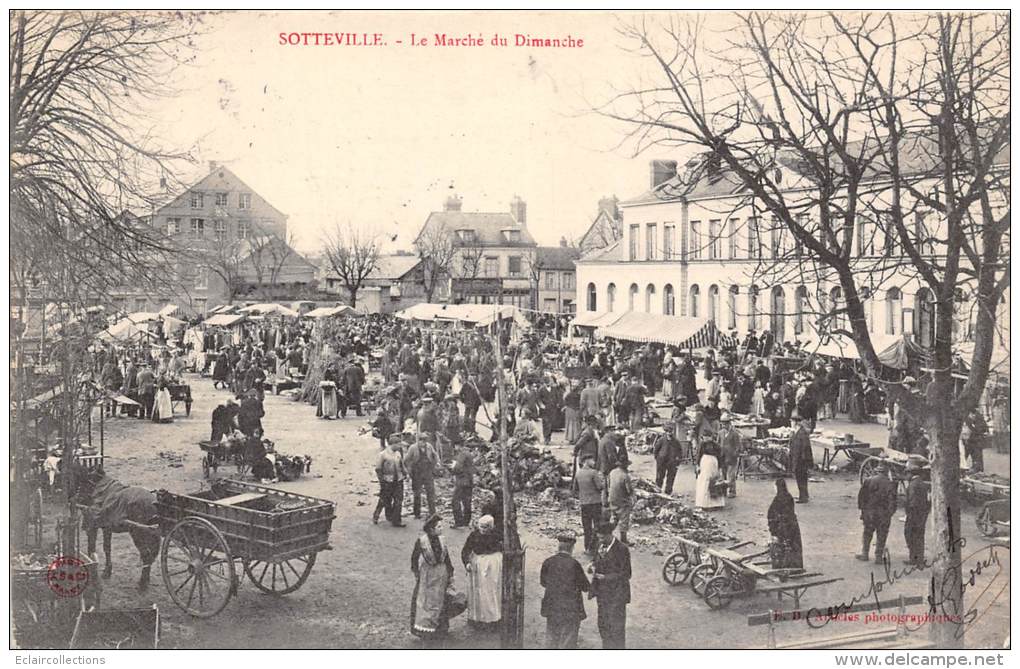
top-left (93, 480), bottom-right (335, 618)
top-left (677, 541), bottom-right (843, 610)
top-left (167, 384), bottom-right (193, 417)
top-left (963, 476), bottom-right (1010, 537)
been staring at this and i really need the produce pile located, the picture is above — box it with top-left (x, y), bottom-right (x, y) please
top-left (469, 437), bottom-right (570, 493)
top-left (625, 428), bottom-right (662, 455)
top-left (630, 479), bottom-right (735, 543)
top-left (12, 551), bottom-right (57, 573)
top-left (274, 454), bottom-right (312, 482)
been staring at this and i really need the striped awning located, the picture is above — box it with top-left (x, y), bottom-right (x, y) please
top-left (571, 311), bottom-right (625, 329)
top-left (597, 312), bottom-right (728, 348)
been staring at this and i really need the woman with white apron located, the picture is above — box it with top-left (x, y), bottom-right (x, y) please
top-left (694, 438), bottom-right (726, 510)
top-left (460, 515), bottom-right (502, 628)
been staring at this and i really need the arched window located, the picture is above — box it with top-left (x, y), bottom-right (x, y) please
top-left (886, 287), bottom-right (902, 335)
top-left (727, 286), bottom-right (739, 330)
top-left (771, 286), bottom-right (786, 342)
top-left (663, 284), bottom-right (675, 316)
top-left (645, 284), bottom-right (657, 313)
top-left (607, 283), bottom-right (617, 312)
top-left (628, 283), bottom-right (638, 312)
top-left (689, 284), bottom-right (700, 318)
top-left (587, 282), bottom-right (597, 312)
top-left (748, 285), bottom-right (760, 330)
top-left (830, 286), bottom-right (844, 330)
top-left (915, 288), bottom-right (936, 348)
top-left (708, 285), bottom-right (720, 324)
top-left (794, 286), bottom-right (808, 334)
top-left (861, 287), bottom-right (875, 331)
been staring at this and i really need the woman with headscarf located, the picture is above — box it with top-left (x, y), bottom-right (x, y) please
top-left (767, 478), bottom-right (803, 568)
top-left (461, 515), bottom-right (503, 629)
top-left (318, 363), bottom-right (339, 420)
top-left (411, 514), bottom-right (455, 643)
top-left (694, 438), bottom-right (726, 510)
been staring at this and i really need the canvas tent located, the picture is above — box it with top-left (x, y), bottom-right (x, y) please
top-left (800, 332), bottom-right (910, 370)
top-left (303, 305), bottom-right (360, 319)
top-left (97, 318), bottom-right (156, 343)
top-left (597, 313), bottom-right (730, 349)
top-left (239, 303), bottom-right (299, 317)
top-left (395, 303), bottom-right (531, 330)
top-left (204, 314), bottom-right (248, 327)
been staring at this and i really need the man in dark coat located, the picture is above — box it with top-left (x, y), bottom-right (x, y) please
top-left (340, 358), bottom-right (366, 417)
top-left (572, 415), bottom-right (600, 479)
top-left (238, 392), bottom-right (265, 437)
top-left (903, 458), bottom-right (931, 567)
top-left (679, 358), bottom-right (699, 408)
top-left (856, 461), bottom-right (898, 563)
top-left (541, 532), bottom-right (590, 649)
top-left (612, 372), bottom-right (631, 428)
top-left (652, 423), bottom-right (683, 494)
top-left (458, 374), bottom-right (482, 435)
top-left (788, 414), bottom-right (814, 503)
top-left (591, 520), bottom-right (631, 649)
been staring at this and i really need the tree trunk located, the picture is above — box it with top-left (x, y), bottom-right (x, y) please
top-left (348, 288), bottom-right (358, 309)
top-left (927, 406), bottom-right (966, 648)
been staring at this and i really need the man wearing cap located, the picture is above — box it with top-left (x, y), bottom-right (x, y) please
top-left (374, 436), bottom-right (407, 527)
top-left (718, 413), bottom-right (742, 498)
top-left (458, 372), bottom-right (482, 435)
top-left (608, 458), bottom-right (635, 546)
top-left (612, 372), bottom-right (631, 429)
top-left (652, 423), bottom-right (683, 494)
top-left (903, 458), bottom-right (931, 567)
top-left (541, 532), bottom-right (590, 648)
top-left (856, 461), bottom-right (897, 563)
top-left (574, 455), bottom-right (603, 555)
top-left (450, 441), bottom-right (476, 529)
top-left (707, 371), bottom-right (722, 402)
top-left (341, 356), bottom-right (366, 418)
top-left (136, 363), bottom-right (156, 420)
top-left (572, 415), bottom-right (600, 481)
top-left (404, 435), bottom-right (439, 519)
top-left (788, 413), bottom-right (814, 503)
top-left (579, 378), bottom-right (601, 425)
top-left (590, 520), bottom-right (631, 649)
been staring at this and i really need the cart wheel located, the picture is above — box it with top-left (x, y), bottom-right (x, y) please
top-left (244, 554), bottom-right (317, 595)
top-left (161, 516), bottom-right (236, 618)
top-left (689, 563), bottom-right (713, 596)
top-left (976, 506), bottom-right (998, 537)
top-left (704, 575), bottom-right (736, 610)
top-left (235, 454), bottom-right (250, 478)
top-left (859, 456), bottom-right (881, 484)
top-left (662, 552), bottom-right (691, 585)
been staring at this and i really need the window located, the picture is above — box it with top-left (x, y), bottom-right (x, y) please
top-left (689, 284), bottom-right (700, 317)
top-left (190, 192), bottom-right (204, 209)
top-left (664, 284), bottom-right (675, 315)
top-left (689, 221), bottom-right (702, 259)
top-left (748, 285), bottom-right (760, 330)
top-left (215, 192), bottom-right (228, 207)
top-left (771, 218), bottom-right (782, 258)
top-left (238, 193), bottom-right (251, 209)
top-left (727, 286), bottom-right (739, 330)
top-left (456, 229), bottom-right (477, 243)
top-left (915, 211), bottom-right (935, 255)
top-left (214, 219), bottom-right (227, 240)
top-left (728, 219), bottom-right (740, 259)
top-left (857, 216), bottom-right (874, 256)
top-left (195, 267), bottom-right (208, 289)
top-left (884, 216), bottom-right (898, 257)
top-left (563, 273), bottom-right (575, 290)
top-left (237, 220), bottom-right (250, 239)
top-left (645, 284), bottom-right (656, 313)
top-left (194, 298), bottom-right (207, 315)
top-left (794, 286), bottom-right (808, 334)
top-left (543, 298), bottom-right (557, 313)
top-left (503, 230), bottom-right (521, 243)
top-left (629, 225), bottom-right (639, 261)
top-left (646, 223), bottom-right (658, 260)
top-left (190, 218), bottom-right (205, 238)
top-left (663, 224), bottom-right (675, 259)
top-left (607, 283), bottom-right (617, 312)
top-left (709, 220), bottom-right (721, 259)
top-left (771, 286), bottom-right (786, 341)
top-left (794, 213), bottom-right (807, 258)
top-left (708, 285), bottom-right (720, 323)
top-left (545, 272), bottom-right (558, 290)
top-left (747, 217), bottom-right (760, 259)
top-left (484, 257), bottom-right (498, 277)
top-left (628, 283), bottom-right (638, 311)
top-left (508, 256), bottom-right (522, 277)
top-left (587, 283), bottom-right (597, 312)
top-left (886, 287), bottom-right (903, 335)
top-left (915, 288), bottom-right (936, 348)
top-left (830, 287), bottom-right (844, 330)
top-left (135, 298), bottom-right (147, 312)
top-left (167, 218), bottom-right (181, 236)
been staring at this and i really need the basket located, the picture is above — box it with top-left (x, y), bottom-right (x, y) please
top-left (69, 606), bottom-right (159, 649)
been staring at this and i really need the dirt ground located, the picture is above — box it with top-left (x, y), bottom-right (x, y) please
top-left (40, 372), bottom-right (1010, 649)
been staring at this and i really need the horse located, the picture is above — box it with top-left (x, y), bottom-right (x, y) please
top-left (71, 465), bottom-right (161, 591)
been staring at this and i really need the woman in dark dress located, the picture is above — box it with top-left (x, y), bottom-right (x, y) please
top-left (767, 478), bottom-right (803, 569)
top-left (410, 514), bottom-right (455, 644)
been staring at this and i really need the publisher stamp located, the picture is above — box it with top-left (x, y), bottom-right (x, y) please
top-left (46, 556), bottom-right (90, 598)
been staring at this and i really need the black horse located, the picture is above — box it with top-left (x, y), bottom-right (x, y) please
top-left (72, 465), bottom-right (160, 590)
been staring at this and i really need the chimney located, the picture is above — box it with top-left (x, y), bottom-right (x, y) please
top-left (510, 195), bottom-right (527, 225)
top-left (650, 160), bottom-right (678, 189)
top-left (559, 236), bottom-right (568, 247)
top-left (209, 160), bottom-right (219, 173)
top-left (444, 194), bottom-right (462, 211)
top-left (598, 195), bottom-right (620, 221)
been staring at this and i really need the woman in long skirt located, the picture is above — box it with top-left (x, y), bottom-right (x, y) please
top-left (767, 478), bottom-right (803, 568)
top-left (563, 382), bottom-right (581, 444)
top-left (461, 515), bottom-right (502, 628)
top-left (152, 383), bottom-right (174, 423)
top-left (318, 381), bottom-right (338, 419)
top-left (411, 515), bottom-right (455, 643)
top-left (695, 439), bottom-right (726, 509)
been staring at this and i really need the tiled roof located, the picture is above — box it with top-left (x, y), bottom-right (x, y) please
top-left (535, 246), bottom-right (580, 271)
top-left (416, 211), bottom-right (537, 247)
top-left (577, 240), bottom-right (622, 263)
top-left (367, 255), bottom-right (421, 280)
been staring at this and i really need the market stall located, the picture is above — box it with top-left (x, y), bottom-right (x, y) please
top-left (596, 312), bottom-right (732, 349)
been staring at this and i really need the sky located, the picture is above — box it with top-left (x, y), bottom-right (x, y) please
top-left (152, 10), bottom-right (662, 254)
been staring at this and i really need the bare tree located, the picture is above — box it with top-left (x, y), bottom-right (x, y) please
top-left (322, 222), bottom-right (381, 309)
top-left (414, 220), bottom-right (457, 302)
top-left (200, 237), bottom-right (247, 303)
top-left (266, 232), bottom-right (298, 297)
top-left (457, 244), bottom-right (486, 280)
top-left (600, 12), bottom-right (1008, 647)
